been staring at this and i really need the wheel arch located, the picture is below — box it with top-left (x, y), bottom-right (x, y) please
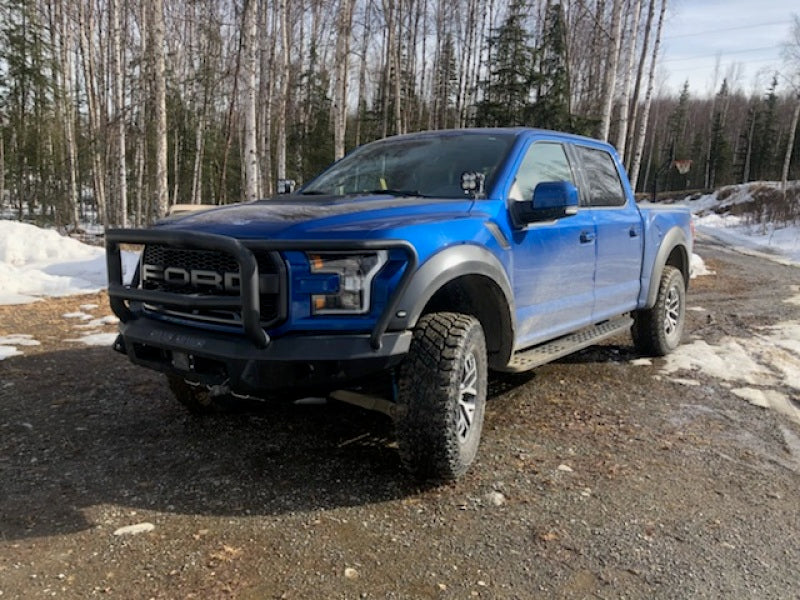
top-left (390, 245), bottom-right (515, 370)
top-left (644, 228), bottom-right (690, 309)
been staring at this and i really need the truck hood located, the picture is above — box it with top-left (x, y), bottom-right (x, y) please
top-left (156, 194), bottom-right (477, 239)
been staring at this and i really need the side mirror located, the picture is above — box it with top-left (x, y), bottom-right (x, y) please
top-left (513, 181), bottom-right (579, 225)
top-left (277, 179), bottom-right (296, 194)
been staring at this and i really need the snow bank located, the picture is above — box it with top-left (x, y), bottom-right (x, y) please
top-left (680, 182), bottom-right (800, 267)
top-left (0, 220), bottom-right (138, 305)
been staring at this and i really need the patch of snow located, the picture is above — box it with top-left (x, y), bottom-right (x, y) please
top-left (690, 253), bottom-right (714, 278)
top-left (731, 388), bottom-right (800, 425)
top-left (79, 303), bottom-right (99, 311)
top-left (687, 306), bottom-right (706, 312)
top-left (0, 220), bottom-right (139, 305)
top-left (0, 334), bottom-right (40, 361)
top-left (73, 315), bottom-right (119, 329)
top-left (0, 345), bottom-right (23, 360)
top-left (662, 320), bottom-right (800, 426)
top-left (661, 339), bottom-right (772, 385)
top-left (63, 311), bottom-right (93, 320)
top-left (785, 286), bottom-right (800, 307)
top-left (65, 332), bottom-right (118, 346)
top-left (630, 358), bottom-right (652, 366)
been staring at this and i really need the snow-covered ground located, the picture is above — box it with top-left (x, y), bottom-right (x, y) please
top-left (680, 182), bottom-right (800, 266)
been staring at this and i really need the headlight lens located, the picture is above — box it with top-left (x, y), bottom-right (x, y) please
top-left (307, 251), bottom-right (388, 314)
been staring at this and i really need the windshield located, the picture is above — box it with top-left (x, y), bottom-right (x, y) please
top-left (301, 132), bottom-right (516, 198)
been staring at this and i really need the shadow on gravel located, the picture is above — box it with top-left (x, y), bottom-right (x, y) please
top-left (0, 347), bottom-right (447, 541)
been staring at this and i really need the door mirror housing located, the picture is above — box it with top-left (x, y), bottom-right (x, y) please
top-left (512, 181), bottom-right (579, 225)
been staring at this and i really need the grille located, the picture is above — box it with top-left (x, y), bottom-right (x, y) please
top-left (140, 244), bottom-right (284, 327)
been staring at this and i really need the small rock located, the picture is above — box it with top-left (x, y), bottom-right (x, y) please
top-left (113, 522), bottom-right (155, 536)
top-left (580, 488), bottom-right (592, 497)
top-left (344, 567), bottom-right (359, 580)
top-left (485, 491), bottom-right (506, 506)
top-left (437, 583), bottom-right (447, 591)
top-left (766, 492), bottom-right (781, 500)
top-left (557, 464), bottom-right (573, 473)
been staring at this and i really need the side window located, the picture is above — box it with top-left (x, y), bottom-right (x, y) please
top-left (509, 142), bottom-right (574, 202)
top-left (575, 146), bottom-right (626, 207)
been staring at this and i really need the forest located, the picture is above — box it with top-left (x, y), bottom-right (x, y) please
top-left (0, 0), bottom-right (798, 229)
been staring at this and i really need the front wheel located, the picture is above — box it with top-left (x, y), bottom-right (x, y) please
top-left (632, 265), bottom-right (686, 356)
top-left (395, 312), bottom-right (488, 481)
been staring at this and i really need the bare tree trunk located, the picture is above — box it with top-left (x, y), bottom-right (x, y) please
top-left (599, 0), bottom-right (624, 141)
top-left (111, 0), bottom-right (127, 226)
top-left (78, 0), bottom-right (107, 228)
top-left (150, 0), bottom-right (168, 218)
top-left (258, 0), bottom-right (274, 196)
top-left (782, 96), bottom-right (800, 191)
top-left (276, 0), bottom-right (289, 180)
top-left (57, 0), bottom-right (80, 228)
top-left (0, 132), bottom-right (4, 212)
top-left (333, 0), bottom-right (355, 159)
top-left (625, 0), bottom-right (655, 171)
top-left (241, 0), bottom-right (260, 201)
top-left (629, 0), bottom-right (666, 191)
top-left (614, 0), bottom-right (642, 161)
top-left (354, 0), bottom-right (371, 147)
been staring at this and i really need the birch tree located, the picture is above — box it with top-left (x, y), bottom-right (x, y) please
top-left (629, 0), bottom-right (666, 191)
top-left (599, 0), bottom-right (624, 141)
top-left (150, 0), bottom-right (169, 218)
top-left (241, 0), bottom-right (261, 201)
top-left (781, 15), bottom-right (800, 191)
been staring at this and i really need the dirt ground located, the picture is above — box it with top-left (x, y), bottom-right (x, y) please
top-left (1, 238), bottom-right (799, 599)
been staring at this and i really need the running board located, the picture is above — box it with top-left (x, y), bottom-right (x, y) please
top-left (503, 316), bottom-right (633, 373)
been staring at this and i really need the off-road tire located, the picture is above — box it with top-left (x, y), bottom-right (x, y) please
top-left (166, 375), bottom-right (232, 415)
top-left (632, 265), bottom-right (686, 356)
top-left (395, 312), bottom-right (488, 481)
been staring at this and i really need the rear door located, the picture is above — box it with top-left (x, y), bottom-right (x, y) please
top-left (508, 139), bottom-right (597, 350)
top-left (572, 144), bottom-right (643, 321)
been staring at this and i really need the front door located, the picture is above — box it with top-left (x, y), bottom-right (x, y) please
top-left (509, 140), bottom-right (596, 350)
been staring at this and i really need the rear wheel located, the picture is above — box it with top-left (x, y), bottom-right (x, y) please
top-left (632, 265), bottom-right (686, 356)
top-left (166, 375), bottom-right (233, 415)
top-left (395, 312), bottom-right (488, 481)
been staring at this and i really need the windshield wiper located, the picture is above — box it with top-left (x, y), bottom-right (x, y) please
top-left (298, 190), bottom-right (329, 195)
top-left (364, 189), bottom-right (428, 197)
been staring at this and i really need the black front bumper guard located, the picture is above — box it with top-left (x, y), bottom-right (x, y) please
top-left (105, 229), bottom-right (418, 350)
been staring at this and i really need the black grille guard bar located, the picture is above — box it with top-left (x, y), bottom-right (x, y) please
top-left (105, 228), bottom-right (418, 351)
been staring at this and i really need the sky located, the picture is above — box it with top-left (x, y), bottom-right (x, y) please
top-left (660, 0), bottom-right (797, 96)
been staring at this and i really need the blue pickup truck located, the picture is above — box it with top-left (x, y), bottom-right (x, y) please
top-left (106, 128), bottom-right (692, 480)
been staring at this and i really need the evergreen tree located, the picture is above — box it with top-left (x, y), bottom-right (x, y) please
top-left (528, 2), bottom-right (571, 131)
top-left (662, 82), bottom-right (690, 190)
top-left (708, 80), bottom-right (731, 188)
top-left (750, 77), bottom-right (779, 181)
top-left (474, 0), bottom-right (535, 127)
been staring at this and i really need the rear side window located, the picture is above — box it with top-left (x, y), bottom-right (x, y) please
top-left (509, 142), bottom-right (574, 202)
top-left (575, 146), bottom-right (626, 207)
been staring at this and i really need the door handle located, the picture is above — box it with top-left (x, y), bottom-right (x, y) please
top-left (580, 231), bottom-right (595, 244)
top-left (629, 227), bottom-right (640, 237)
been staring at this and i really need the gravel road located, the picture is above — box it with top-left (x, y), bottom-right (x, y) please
top-left (1, 237), bottom-right (799, 599)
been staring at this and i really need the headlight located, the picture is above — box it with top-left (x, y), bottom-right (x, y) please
top-left (307, 251), bottom-right (388, 314)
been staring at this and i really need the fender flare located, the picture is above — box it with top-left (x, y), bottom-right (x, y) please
top-left (389, 244), bottom-right (515, 332)
top-left (644, 226), bottom-right (691, 309)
